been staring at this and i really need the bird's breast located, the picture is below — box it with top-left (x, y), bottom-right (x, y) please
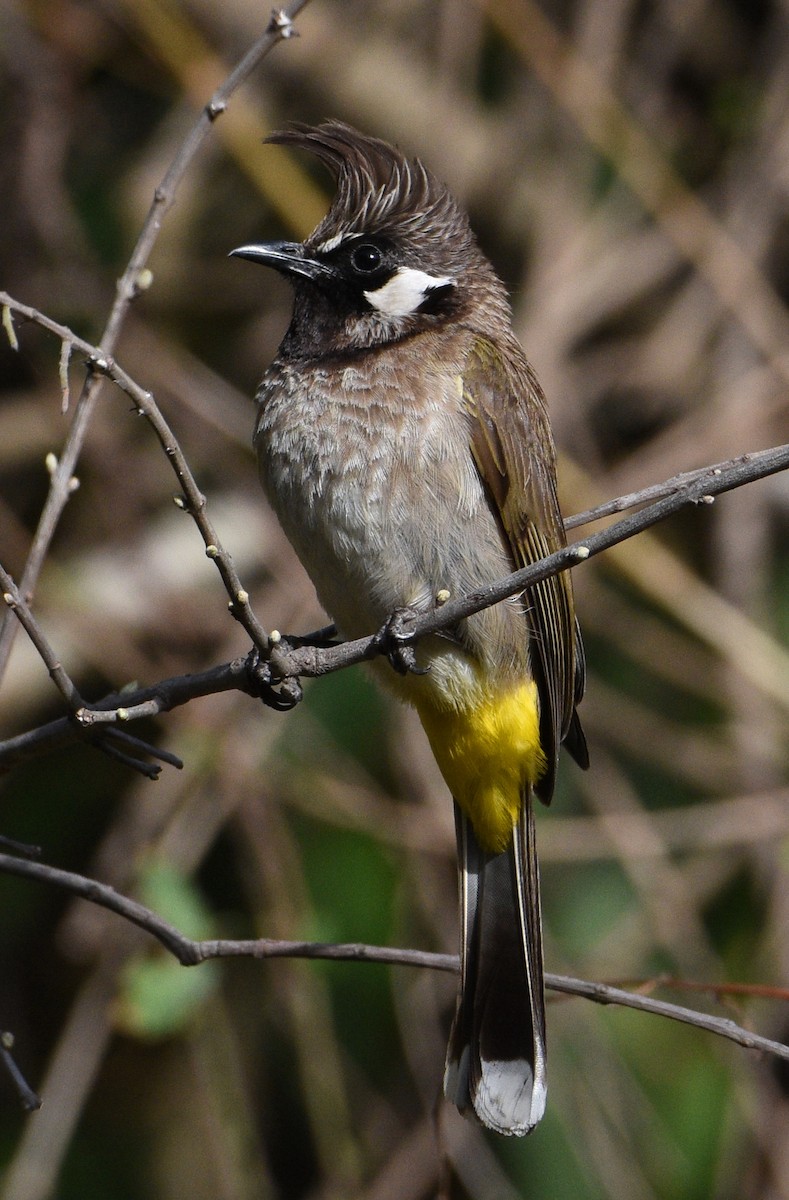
top-left (254, 349), bottom-right (529, 695)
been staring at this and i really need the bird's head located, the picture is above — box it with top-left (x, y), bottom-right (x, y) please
top-left (231, 121), bottom-right (510, 356)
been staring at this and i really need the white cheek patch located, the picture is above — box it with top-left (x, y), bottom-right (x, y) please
top-left (364, 267), bottom-right (454, 317)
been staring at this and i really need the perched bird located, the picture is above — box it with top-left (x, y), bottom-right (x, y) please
top-left (232, 122), bottom-right (588, 1135)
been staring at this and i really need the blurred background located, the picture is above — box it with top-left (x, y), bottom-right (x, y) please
top-left (1, 0), bottom-right (789, 1196)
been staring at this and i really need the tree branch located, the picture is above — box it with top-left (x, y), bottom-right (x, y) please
top-left (0, 851), bottom-right (785, 1070)
top-left (0, 1031), bottom-right (41, 1113)
top-left (563, 451), bottom-right (787, 529)
top-left (0, 660), bottom-right (240, 772)
top-left (0, 291), bottom-right (271, 653)
top-left (264, 441), bottom-right (789, 685)
top-left (7, 274), bottom-right (787, 701)
top-left (541, 973), bottom-right (789, 1062)
top-left (0, 435), bottom-right (786, 771)
top-left (0, 0), bottom-right (312, 684)
top-left (0, 563), bottom-right (86, 713)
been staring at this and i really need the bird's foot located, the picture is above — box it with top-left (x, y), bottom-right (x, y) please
top-left (244, 642), bottom-right (304, 711)
top-left (373, 606), bottom-right (430, 677)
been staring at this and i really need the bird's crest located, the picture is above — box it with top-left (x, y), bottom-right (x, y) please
top-left (267, 121), bottom-right (471, 257)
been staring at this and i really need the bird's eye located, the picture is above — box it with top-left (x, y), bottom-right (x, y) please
top-left (349, 243), bottom-right (383, 274)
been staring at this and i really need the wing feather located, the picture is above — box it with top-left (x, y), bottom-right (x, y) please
top-left (461, 335), bottom-right (587, 800)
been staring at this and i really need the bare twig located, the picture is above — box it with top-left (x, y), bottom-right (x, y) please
top-left (0, 0), bottom-right (312, 684)
top-left (0, 1032), bottom-right (41, 1113)
top-left (2, 303), bottom-right (19, 350)
top-left (0, 835), bottom-right (41, 859)
top-left (270, 442), bottom-right (789, 685)
top-left (541, 974), bottom-right (789, 1062)
top-left (0, 558), bottom-right (185, 778)
top-left (0, 851), bottom-right (785, 1069)
top-left (564, 452), bottom-right (788, 529)
top-left (0, 291), bottom-right (270, 652)
top-left (0, 661), bottom-right (244, 772)
top-left (89, 732), bottom-right (178, 780)
top-left (0, 713), bottom-right (181, 779)
top-left (58, 339), bottom-right (72, 414)
top-left (0, 564), bottom-right (86, 713)
top-left (0, 434), bottom-right (786, 769)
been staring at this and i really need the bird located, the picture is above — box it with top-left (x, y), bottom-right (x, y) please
top-left (231, 121), bottom-right (588, 1136)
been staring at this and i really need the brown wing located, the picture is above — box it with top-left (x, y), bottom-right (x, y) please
top-left (461, 335), bottom-right (588, 802)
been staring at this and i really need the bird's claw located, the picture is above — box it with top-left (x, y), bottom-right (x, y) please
top-left (374, 607), bottom-right (430, 677)
top-left (245, 646), bottom-right (304, 711)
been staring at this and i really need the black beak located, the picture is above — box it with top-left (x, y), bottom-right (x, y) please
top-left (229, 240), bottom-right (332, 284)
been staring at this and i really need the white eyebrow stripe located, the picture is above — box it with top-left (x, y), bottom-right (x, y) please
top-left (364, 267), bottom-right (454, 316)
top-left (314, 233), bottom-right (345, 253)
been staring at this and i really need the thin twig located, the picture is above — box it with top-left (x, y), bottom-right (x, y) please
top-left (0, 661), bottom-right (245, 772)
top-left (0, 835), bottom-right (41, 859)
top-left (0, 1), bottom-right (312, 685)
top-left (0, 558), bottom-right (187, 777)
top-left (0, 292), bottom-right (270, 652)
top-left (0, 851), bottom-right (786, 1068)
top-left (0, 442), bottom-right (786, 769)
top-left (276, 443), bottom-right (789, 684)
top-left (563, 453), bottom-right (785, 529)
top-left (2, 304), bottom-right (19, 350)
top-left (58, 339), bottom-right (71, 414)
top-left (0, 564), bottom-right (86, 712)
top-left (541, 973), bottom-right (789, 1062)
top-left (0, 1032), bottom-right (41, 1113)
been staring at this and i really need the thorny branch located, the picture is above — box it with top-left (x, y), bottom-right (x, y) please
top-left (0, 850), bottom-right (786, 1071)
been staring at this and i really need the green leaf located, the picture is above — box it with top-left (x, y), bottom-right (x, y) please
top-left (114, 861), bottom-right (219, 1040)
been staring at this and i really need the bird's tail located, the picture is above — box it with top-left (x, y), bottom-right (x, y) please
top-left (443, 794), bottom-right (547, 1135)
